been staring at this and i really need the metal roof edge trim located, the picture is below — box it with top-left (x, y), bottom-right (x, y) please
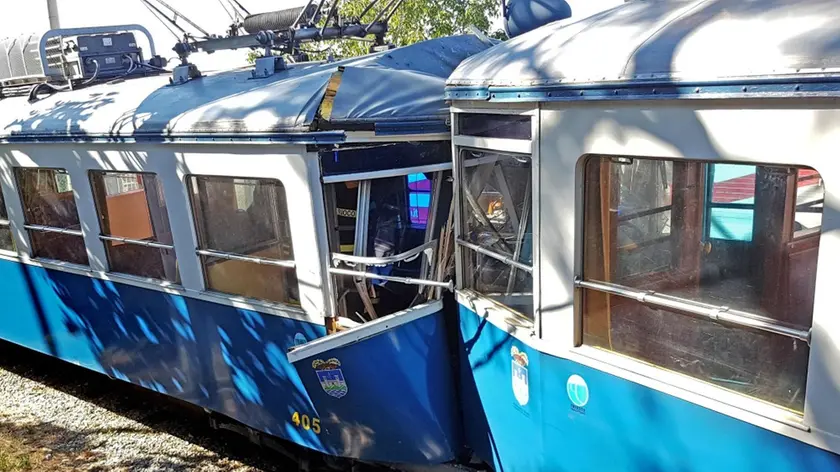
top-left (445, 75), bottom-right (840, 102)
top-left (0, 131), bottom-right (346, 145)
top-left (373, 120), bottom-right (449, 136)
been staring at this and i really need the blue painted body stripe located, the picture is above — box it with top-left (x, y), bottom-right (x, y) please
top-left (0, 256), bottom-right (459, 465)
top-left (457, 304), bottom-right (840, 471)
top-left (445, 76), bottom-right (840, 103)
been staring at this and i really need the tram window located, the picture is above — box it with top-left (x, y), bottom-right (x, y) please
top-left (90, 172), bottom-right (178, 282)
top-left (408, 173), bottom-right (431, 228)
top-left (0, 188), bottom-right (14, 251)
top-left (581, 156), bottom-right (825, 412)
top-left (458, 114), bottom-right (532, 140)
top-left (793, 169), bottom-right (824, 239)
top-left (187, 176), bottom-right (299, 306)
top-left (460, 149), bottom-right (533, 318)
top-left (706, 164), bottom-right (757, 242)
top-left (15, 168), bottom-right (88, 265)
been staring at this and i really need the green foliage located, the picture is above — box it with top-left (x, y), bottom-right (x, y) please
top-left (322, 0), bottom-right (501, 59)
top-left (0, 450), bottom-right (33, 472)
top-left (244, 0), bottom-right (502, 62)
top-left (246, 50), bottom-right (261, 64)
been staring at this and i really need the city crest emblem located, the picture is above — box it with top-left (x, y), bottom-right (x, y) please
top-left (511, 346), bottom-right (529, 406)
top-left (312, 358), bottom-right (348, 399)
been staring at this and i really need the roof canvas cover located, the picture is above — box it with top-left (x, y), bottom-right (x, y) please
top-left (447, 0), bottom-right (840, 90)
top-left (0, 35), bottom-right (490, 139)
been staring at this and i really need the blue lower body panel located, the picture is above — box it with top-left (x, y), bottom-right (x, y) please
top-left (290, 305), bottom-right (459, 465)
top-left (0, 258), bottom-right (327, 451)
top-left (458, 304), bottom-right (840, 472)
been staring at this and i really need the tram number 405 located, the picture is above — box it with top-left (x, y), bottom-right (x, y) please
top-left (291, 412), bottom-right (321, 434)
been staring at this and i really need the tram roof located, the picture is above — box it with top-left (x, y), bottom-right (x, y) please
top-left (0, 35), bottom-right (490, 142)
top-left (447, 0), bottom-right (840, 100)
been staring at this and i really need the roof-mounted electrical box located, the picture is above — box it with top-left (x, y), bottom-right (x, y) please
top-left (0, 24), bottom-right (162, 99)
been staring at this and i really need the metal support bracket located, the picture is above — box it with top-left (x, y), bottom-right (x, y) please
top-left (170, 63), bottom-right (202, 85)
top-left (252, 55), bottom-right (287, 79)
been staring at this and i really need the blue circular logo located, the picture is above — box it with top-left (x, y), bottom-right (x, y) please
top-left (566, 374), bottom-right (589, 408)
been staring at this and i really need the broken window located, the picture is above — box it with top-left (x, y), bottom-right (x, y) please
top-left (324, 171), bottom-right (454, 329)
top-left (458, 149), bottom-right (533, 319)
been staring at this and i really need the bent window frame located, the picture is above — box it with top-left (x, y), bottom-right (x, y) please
top-left (453, 110), bottom-right (537, 323)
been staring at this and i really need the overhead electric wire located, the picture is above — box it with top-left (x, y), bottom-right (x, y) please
top-left (140, 0), bottom-right (187, 40)
top-left (229, 0), bottom-right (250, 16)
top-left (216, 0), bottom-right (236, 22)
top-left (358, 0), bottom-right (383, 21)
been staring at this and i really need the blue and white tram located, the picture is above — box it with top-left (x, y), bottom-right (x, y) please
top-left (0, 29), bottom-right (490, 467)
top-left (4, 0), bottom-right (840, 470)
top-left (444, 0), bottom-right (840, 470)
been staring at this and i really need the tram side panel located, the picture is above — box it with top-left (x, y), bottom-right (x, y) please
top-left (287, 301), bottom-right (461, 465)
top-left (457, 302), bottom-right (840, 471)
top-left (0, 259), bottom-right (329, 452)
top-left (457, 301), bottom-right (544, 471)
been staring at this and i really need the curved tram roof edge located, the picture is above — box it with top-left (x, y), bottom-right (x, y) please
top-left (0, 35), bottom-right (490, 143)
top-left (447, 0), bottom-right (840, 102)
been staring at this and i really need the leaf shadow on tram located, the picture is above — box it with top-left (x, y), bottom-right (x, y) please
top-left (455, 2), bottom-right (840, 470)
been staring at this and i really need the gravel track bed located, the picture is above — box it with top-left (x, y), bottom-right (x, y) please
top-left (0, 341), bottom-right (309, 472)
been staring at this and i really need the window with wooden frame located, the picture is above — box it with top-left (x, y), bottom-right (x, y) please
top-left (90, 171), bottom-right (178, 282)
top-left (15, 168), bottom-right (88, 265)
top-left (579, 155), bottom-right (824, 413)
top-left (187, 175), bottom-right (299, 306)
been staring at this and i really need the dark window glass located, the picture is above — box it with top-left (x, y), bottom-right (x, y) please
top-left (16, 168), bottom-right (87, 265)
top-left (0, 187), bottom-right (14, 251)
top-left (458, 114), bottom-right (532, 140)
top-left (582, 156), bottom-right (824, 412)
top-left (91, 172), bottom-right (178, 282)
top-left (461, 149), bottom-right (533, 318)
top-left (188, 176), bottom-right (298, 305)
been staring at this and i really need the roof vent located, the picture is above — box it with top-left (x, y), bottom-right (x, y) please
top-left (503, 0), bottom-right (572, 38)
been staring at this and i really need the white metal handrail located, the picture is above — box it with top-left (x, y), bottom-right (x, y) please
top-left (100, 234), bottom-right (174, 250)
top-left (575, 278), bottom-right (811, 344)
top-left (24, 224), bottom-right (83, 237)
top-left (196, 248), bottom-right (296, 268)
top-left (331, 240), bottom-right (436, 267)
top-left (328, 267), bottom-right (453, 290)
top-left (456, 238), bottom-right (533, 273)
